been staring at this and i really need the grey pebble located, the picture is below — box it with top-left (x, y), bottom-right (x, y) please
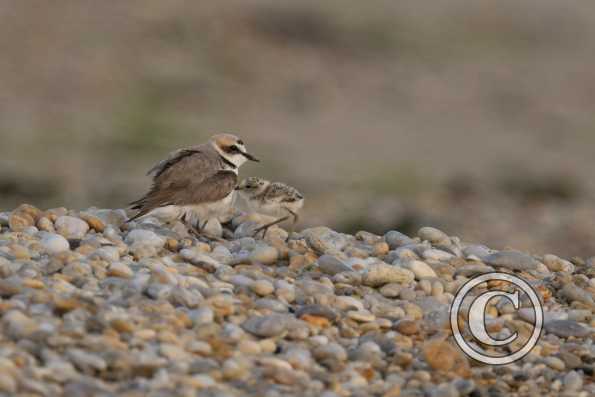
top-left (242, 314), bottom-right (289, 337)
top-left (483, 251), bottom-right (538, 271)
top-left (545, 320), bottom-right (591, 338)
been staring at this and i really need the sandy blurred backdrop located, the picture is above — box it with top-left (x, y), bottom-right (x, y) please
top-left (1, 0), bottom-right (595, 257)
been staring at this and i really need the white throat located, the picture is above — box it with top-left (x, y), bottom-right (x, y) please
top-left (212, 142), bottom-right (247, 173)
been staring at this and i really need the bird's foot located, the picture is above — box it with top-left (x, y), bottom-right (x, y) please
top-left (252, 215), bottom-right (291, 239)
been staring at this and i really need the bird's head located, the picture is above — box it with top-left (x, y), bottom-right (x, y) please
top-left (235, 177), bottom-right (270, 195)
top-left (211, 133), bottom-right (259, 168)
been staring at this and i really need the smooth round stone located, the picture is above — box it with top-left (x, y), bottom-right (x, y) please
top-left (418, 227), bottom-right (450, 244)
top-left (422, 249), bottom-right (454, 262)
top-left (2, 310), bottom-right (38, 339)
top-left (559, 351), bottom-right (582, 369)
top-left (462, 245), bottom-right (492, 260)
top-left (202, 219), bottom-right (223, 238)
top-left (254, 298), bottom-right (288, 312)
top-left (40, 233), bottom-right (70, 255)
top-left (55, 216), bottom-right (89, 239)
top-left (284, 347), bottom-right (313, 370)
top-left (238, 340), bottom-right (262, 355)
top-left (107, 262), bottom-right (133, 278)
top-left (301, 227), bottom-right (349, 254)
top-left (545, 320), bottom-right (591, 338)
top-left (250, 246), bottom-right (279, 265)
top-left (190, 307), bottom-right (214, 326)
top-left (145, 283), bottom-right (172, 300)
top-left (362, 263), bottom-right (414, 287)
top-left (429, 383), bottom-right (459, 397)
top-left (384, 231), bottom-right (416, 249)
top-left (0, 373), bottom-right (16, 394)
top-left (399, 288), bottom-right (417, 301)
top-left (125, 229), bottom-right (165, 249)
top-left (563, 370), bottom-right (583, 392)
top-left (379, 283), bottom-right (402, 298)
top-left (180, 249), bottom-right (222, 270)
top-left (401, 259), bottom-right (437, 279)
top-left (518, 308), bottom-right (567, 324)
top-left (561, 284), bottom-right (595, 309)
top-left (67, 349), bottom-right (107, 372)
top-left (454, 264), bottom-right (495, 277)
top-left (544, 356), bottom-right (566, 371)
top-left (90, 246), bottom-right (120, 261)
top-left (543, 254), bottom-right (574, 273)
top-left (347, 310), bottom-right (375, 322)
top-left (233, 221), bottom-right (261, 239)
top-left (295, 305), bottom-right (338, 322)
top-left (251, 279), bottom-right (275, 296)
top-left (395, 319), bottom-right (419, 335)
top-left (242, 314), bottom-right (289, 337)
top-left (318, 255), bottom-right (352, 275)
top-left (333, 296), bottom-right (365, 311)
top-left (483, 251), bottom-right (538, 271)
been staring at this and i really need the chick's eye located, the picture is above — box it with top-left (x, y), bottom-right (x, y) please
top-left (229, 145), bottom-right (240, 153)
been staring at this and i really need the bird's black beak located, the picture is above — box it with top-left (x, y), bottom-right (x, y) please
top-left (241, 152), bottom-right (260, 162)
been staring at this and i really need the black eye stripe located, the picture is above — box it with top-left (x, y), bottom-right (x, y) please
top-left (237, 140), bottom-right (244, 145)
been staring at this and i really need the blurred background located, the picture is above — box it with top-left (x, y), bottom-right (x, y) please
top-left (1, 0), bottom-right (595, 257)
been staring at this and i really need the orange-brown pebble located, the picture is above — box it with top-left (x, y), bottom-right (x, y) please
top-left (300, 314), bottom-right (331, 328)
top-left (79, 212), bottom-right (106, 232)
top-left (111, 319), bottom-right (135, 333)
top-left (8, 212), bottom-right (34, 232)
top-left (373, 242), bottom-right (390, 256)
top-left (423, 339), bottom-right (470, 377)
top-left (395, 319), bottom-right (420, 335)
top-left (22, 279), bottom-right (44, 289)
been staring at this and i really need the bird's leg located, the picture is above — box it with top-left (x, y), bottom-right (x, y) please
top-left (284, 208), bottom-right (299, 238)
top-left (253, 215), bottom-right (291, 239)
top-left (189, 218), bottom-right (225, 243)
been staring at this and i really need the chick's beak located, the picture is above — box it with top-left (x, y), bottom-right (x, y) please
top-left (241, 151), bottom-right (260, 162)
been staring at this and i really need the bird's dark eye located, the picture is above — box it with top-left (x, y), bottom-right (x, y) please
top-left (228, 145), bottom-right (240, 153)
top-left (237, 140), bottom-right (244, 145)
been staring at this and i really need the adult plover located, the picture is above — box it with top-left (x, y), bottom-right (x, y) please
top-left (235, 177), bottom-right (304, 236)
top-left (128, 133), bottom-right (259, 236)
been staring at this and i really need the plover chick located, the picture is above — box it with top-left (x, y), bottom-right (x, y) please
top-left (128, 133), bottom-right (259, 239)
top-left (235, 177), bottom-right (304, 237)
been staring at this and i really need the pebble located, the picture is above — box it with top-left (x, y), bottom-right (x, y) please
top-left (401, 260), bottom-right (437, 279)
top-left (0, 205), bottom-right (589, 396)
top-left (242, 314), bottom-right (289, 337)
top-left (544, 356), bottom-right (566, 371)
top-left (3, 310), bottom-right (39, 339)
top-left (418, 227), bottom-right (450, 244)
top-left (302, 227), bottom-right (349, 254)
top-left (563, 370), bottom-right (583, 392)
top-left (362, 263), bottom-right (415, 287)
top-left (379, 283), bottom-right (402, 298)
top-left (483, 251), bottom-right (538, 271)
top-left (107, 262), bottom-right (133, 278)
top-left (545, 320), bottom-right (591, 338)
top-left (385, 231), bottom-right (416, 249)
top-left (55, 216), bottom-right (90, 239)
top-left (40, 233), bottom-right (70, 254)
top-left (423, 339), bottom-right (470, 377)
top-left (318, 255), bottom-right (352, 275)
top-left (125, 229), bottom-right (165, 248)
top-left (250, 246), bottom-right (279, 265)
top-left (251, 279), bottom-right (275, 296)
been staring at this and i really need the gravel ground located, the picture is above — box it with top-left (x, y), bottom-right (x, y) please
top-left (0, 204), bottom-right (593, 396)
